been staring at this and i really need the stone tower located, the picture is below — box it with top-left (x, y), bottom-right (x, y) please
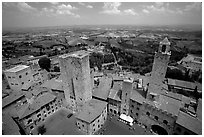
top-left (146, 37), bottom-right (171, 101)
top-left (120, 78), bottom-right (133, 115)
top-left (59, 50), bottom-right (92, 112)
top-left (151, 37), bottom-right (171, 82)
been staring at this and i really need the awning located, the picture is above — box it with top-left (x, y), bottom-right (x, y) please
top-left (119, 114), bottom-right (133, 123)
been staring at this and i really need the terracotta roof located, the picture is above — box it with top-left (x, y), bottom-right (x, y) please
top-left (41, 78), bottom-right (63, 91)
top-left (167, 78), bottom-right (196, 90)
top-left (93, 77), bottom-right (112, 100)
top-left (2, 91), bottom-right (25, 108)
top-left (130, 89), bottom-right (145, 104)
top-left (176, 111), bottom-right (202, 135)
top-left (30, 87), bottom-right (49, 96)
top-left (2, 113), bottom-right (20, 135)
top-left (19, 92), bottom-right (56, 119)
top-left (76, 99), bottom-right (107, 123)
top-left (108, 89), bottom-right (121, 101)
top-left (158, 94), bottom-right (181, 116)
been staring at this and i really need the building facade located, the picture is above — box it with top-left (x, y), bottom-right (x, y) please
top-left (120, 78), bottom-right (133, 115)
top-left (18, 92), bottom-right (63, 134)
top-left (4, 65), bottom-right (34, 91)
top-left (59, 50), bottom-right (92, 112)
top-left (75, 99), bottom-right (108, 135)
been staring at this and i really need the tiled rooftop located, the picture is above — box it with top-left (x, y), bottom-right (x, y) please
top-left (5, 65), bottom-right (29, 73)
top-left (167, 78), bottom-right (197, 90)
top-left (76, 99), bottom-right (107, 123)
top-left (93, 76), bottom-right (112, 100)
top-left (130, 89), bottom-right (146, 104)
top-left (19, 92), bottom-right (56, 119)
top-left (41, 77), bottom-right (63, 91)
top-left (176, 111), bottom-right (202, 135)
top-left (2, 91), bottom-right (25, 108)
top-left (2, 113), bottom-right (20, 135)
top-left (108, 89), bottom-right (121, 101)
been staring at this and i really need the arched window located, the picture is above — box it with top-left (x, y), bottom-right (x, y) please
top-left (161, 45), bottom-right (166, 52)
top-left (146, 112), bottom-right (150, 116)
top-left (163, 120), bottom-right (168, 125)
top-left (154, 116), bottom-right (158, 121)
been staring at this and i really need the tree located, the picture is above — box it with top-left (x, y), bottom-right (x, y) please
top-left (37, 125), bottom-right (46, 135)
top-left (38, 57), bottom-right (51, 72)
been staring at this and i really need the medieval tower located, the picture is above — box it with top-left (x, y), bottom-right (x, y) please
top-left (146, 37), bottom-right (171, 100)
top-left (120, 78), bottom-right (133, 115)
top-left (59, 50), bottom-right (92, 112)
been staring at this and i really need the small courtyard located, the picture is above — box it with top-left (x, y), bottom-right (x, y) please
top-left (32, 108), bottom-right (84, 135)
top-left (32, 108), bottom-right (152, 135)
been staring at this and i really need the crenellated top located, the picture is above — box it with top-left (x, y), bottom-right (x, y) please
top-left (158, 37), bottom-right (171, 55)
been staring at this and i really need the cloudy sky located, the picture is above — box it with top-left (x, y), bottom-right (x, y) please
top-left (2, 2), bottom-right (202, 28)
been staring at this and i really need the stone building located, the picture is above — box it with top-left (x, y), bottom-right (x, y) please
top-left (59, 50), bottom-right (92, 112)
top-left (120, 78), bottom-right (133, 115)
top-left (17, 92), bottom-right (63, 134)
top-left (146, 37), bottom-right (171, 100)
top-left (108, 88), bottom-right (121, 116)
top-left (75, 99), bottom-right (108, 135)
top-left (4, 65), bottom-right (34, 91)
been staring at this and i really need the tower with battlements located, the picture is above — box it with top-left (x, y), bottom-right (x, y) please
top-left (147, 37), bottom-right (171, 101)
top-left (59, 50), bottom-right (92, 112)
top-left (151, 37), bottom-right (171, 81)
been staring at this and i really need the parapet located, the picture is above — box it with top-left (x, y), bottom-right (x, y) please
top-left (59, 50), bottom-right (89, 59)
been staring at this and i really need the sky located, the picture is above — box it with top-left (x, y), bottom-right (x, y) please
top-left (2, 2), bottom-right (202, 28)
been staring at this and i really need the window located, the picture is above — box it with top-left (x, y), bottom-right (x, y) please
top-left (8, 76), bottom-right (11, 78)
top-left (93, 129), bottom-right (95, 131)
top-left (154, 116), bottom-right (158, 121)
top-left (98, 125), bottom-right (100, 128)
top-left (114, 110), bottom-right (117, 114)
top-left (27, 119), bottom-right (32, 124)
top-left (131, 105), bottom-right (134, 108)
top-left (110, 109), bottom-right (113, 112)
top-left (93, 124), bottom-right (95, 127)
top-left (22, 82), bottom-right (24, 85)
top-left (30, 126), bottom-right (34, 130)
top-left (19, 75), bottom-right (22, 78)
top-left (146, 112), bottom-right (150, 116)
top-left (26, 72), bottom-right (28, 75)
top-left (82, 124), bottom-right (84, 127)
top-left (11, 83), bottom-right (14, 85)
top-left (131, 110), bottom-right (133, 113)
top-left (15, 83), bottom-right (18, 85)
top-left (37, 114), bottom-right (41, 117)
top-left (136, 113), bottom-right (138, 116)
top-left (161, 45), bottom-right (166, 52)
top-left (163, 120), bottom-right (168, 125)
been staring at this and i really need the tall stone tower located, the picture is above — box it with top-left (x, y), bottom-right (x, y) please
top-left (146, 37), bottom-right (171, 100)
top-left (59, 50), bottom-right (92, 112)
top-left (151, 37), bottom-right (171, 82)
top-left (120, 78), bottom-right (133, 115)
